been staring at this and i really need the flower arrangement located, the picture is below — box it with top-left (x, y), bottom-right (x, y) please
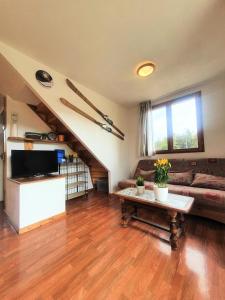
top-left (154, 158), bottom-right (171, 188)
top-left (136, 176), bottom-right (144, 186)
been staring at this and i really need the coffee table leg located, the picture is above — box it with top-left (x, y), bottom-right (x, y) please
top-left (179, 213), bottom-right (185, 235)
top-left (121, 199), bottom-right (129, 227)
top-left (133, 205), bottom-right (138, 217)
top-left (169, 211), bottom-right (178, 250)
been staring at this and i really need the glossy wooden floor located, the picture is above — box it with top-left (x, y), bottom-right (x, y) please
top-left (0, 192), bottom-right (225, 300)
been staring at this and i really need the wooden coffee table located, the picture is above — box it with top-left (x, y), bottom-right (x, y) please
top-left (115, 188), bottom-right (194, 250)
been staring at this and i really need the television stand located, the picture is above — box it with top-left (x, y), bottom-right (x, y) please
top-left (5, 175), bottom-right (66, 233)
top-left (10, 174), bottom-right (64, 184)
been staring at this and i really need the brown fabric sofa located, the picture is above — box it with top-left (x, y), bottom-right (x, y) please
top-left (118, 158), bottom-right (225, 224)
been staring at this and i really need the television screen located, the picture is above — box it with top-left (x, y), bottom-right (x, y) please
top-left (11, 150), bottom-right (59, 178)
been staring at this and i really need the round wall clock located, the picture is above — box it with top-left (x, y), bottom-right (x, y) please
top-left (35, 70), bottom-right (53, 87)
top-left (47, 132), bottom-right (57, 141)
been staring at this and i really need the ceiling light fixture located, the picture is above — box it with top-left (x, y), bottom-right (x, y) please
top-left (137, 62), bottom-right (155, 77)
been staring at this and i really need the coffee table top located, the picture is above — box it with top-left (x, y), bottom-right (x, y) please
top-left (115, 188), bottom-right (194, 213)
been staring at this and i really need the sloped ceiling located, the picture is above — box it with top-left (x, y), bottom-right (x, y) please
top-left (0, 0), bottom-right (225, 106)
top-left (0, 54), bottom-right (40, 104)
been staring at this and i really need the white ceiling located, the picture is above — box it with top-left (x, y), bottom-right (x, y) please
top-left (0, 0), bottom-right (225, 106)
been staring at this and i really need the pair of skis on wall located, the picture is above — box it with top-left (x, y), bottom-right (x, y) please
top-left (60, 79), bottom-right (125, 140)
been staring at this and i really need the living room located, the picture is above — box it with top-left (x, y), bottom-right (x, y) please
top-left (0, 1), bottom-right (225, 299)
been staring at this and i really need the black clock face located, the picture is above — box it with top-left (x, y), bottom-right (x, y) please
top-left (35, 70), bottom-right (53, 87)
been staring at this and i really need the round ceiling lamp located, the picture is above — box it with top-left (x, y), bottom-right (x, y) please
top-left (137, 62), bottom-right (155, 77)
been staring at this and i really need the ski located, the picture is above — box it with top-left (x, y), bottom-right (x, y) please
top-left (66, 78), bottom-right (125, 137)
top-left (60, 97), bottom-right (124, 140)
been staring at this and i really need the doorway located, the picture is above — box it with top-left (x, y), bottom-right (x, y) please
top-left (0, 95), bottom-right (6, 206)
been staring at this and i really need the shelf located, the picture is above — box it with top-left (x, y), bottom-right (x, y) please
top-left (60, 162), bottom-right (84, 166)
top-left (60, 156), bottom-right (88, 201)
top-left (67, 171), bottom-right (87, 177)
top-left (8, 136), bottom-right (68, 145)
top-left (67, 191), bottom-right (87, 200)
top-left (66, 181), bottom-right (87, 188)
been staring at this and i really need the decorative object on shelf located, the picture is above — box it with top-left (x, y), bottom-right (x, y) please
top-left (35, 70), bottom-right (53, 88)
top-left (55, 149), bottom-right (66, 164)
top-left (25, 132), bottom-right (42, 140)
top-left (66, 78), bottom-right (125, 137)
top-left (153, 158), bottom-right (171, 202)
top-left (8, 136), bottom-right (67, 145)
top-left (59, 157), bottom-right (88, 200)
top-left (136, 176), bottom-right (145, 195)
top-left (41, 133), bottom-right (49, 140)
top-left (47, 132), bottom-right (57, 141)
top-left (11, 113), bottom-right (18, 137)
top-left (57, 134), bottom-right (65, 142)
top-left (60, 98), bottom-right (124, 140)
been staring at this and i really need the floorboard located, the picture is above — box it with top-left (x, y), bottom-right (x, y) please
top-left (0, 192), bottom-right (224, 300)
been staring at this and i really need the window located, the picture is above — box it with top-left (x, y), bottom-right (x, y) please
top-left (152, 92), bottom-right (204, 154)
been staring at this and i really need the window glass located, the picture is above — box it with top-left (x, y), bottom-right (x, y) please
top-left (151, 92), bottom-right (203, 153)
top-left (171, 97), bottom-right (198, 149)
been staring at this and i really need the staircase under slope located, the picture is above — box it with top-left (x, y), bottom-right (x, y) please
top-left (28, 102), bottom-right (108, 188)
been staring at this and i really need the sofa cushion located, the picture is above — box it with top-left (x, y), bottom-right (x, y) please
top-left (118, 179), bottom-right (154, 190)
top-left (134, 168), bottom-right (155, 181)
top-left (135, 158), bottom-right (225, 178)
top-left (191, 173), bottom-right (225, 191)
top-left (168, 171), bottom-right (193, 186)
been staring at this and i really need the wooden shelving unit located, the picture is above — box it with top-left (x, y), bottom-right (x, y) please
top-left (59, 158), bottom-right (88, 200)
top-left (8, 136), bottom-right (68, 145)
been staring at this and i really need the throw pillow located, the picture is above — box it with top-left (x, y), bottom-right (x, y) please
top-left (135, 168), bottom-right (155, 181)
top-left (191, 173), bottom-right (225, 191)
top-left (168, 171), bottom-right (193, 186)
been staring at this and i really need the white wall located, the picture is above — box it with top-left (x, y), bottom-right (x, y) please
top-left (128, 73), bottom-right (225, 176)
top-left (0, 42), bottom-right (130, 192)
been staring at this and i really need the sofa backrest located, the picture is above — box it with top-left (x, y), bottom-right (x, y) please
top-left (134, 158), bottom-right (225, 178)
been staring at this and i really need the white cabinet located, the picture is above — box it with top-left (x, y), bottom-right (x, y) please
top-left (5, 175), bottom-right (66, 233)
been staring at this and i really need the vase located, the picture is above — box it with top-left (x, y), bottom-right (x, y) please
top-left (11, 113), bottom-right (18, 137)
top-left (153, 185), bottom-right (168, 202)
top-left (136, 185), bottom-right (145, 195)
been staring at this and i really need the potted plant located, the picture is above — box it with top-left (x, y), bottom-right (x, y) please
top-left (136, 176), bottom-right (145, 195)
top-left (154, 158), bottom-right (171, 202)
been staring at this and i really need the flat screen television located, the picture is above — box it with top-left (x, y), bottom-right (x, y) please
top-left (11, 150), bottom-right (59, 178)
